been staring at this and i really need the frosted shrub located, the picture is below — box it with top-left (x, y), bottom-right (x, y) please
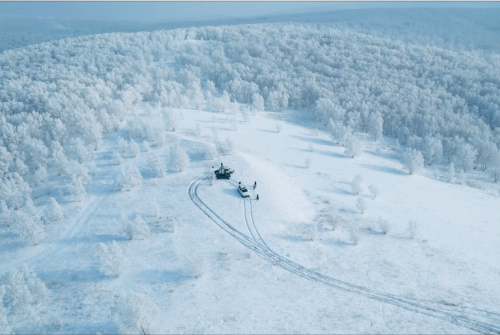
top-left (455, 143), bottom-right (477, 173)
top-left (252, 93), bottom-right (264, 112)
top-left (448, 162), bottom-right (456, 183)
top-left (0, 285), bottom-right (10, 334)
top-left (368, 184), bottom-right (379, 199)
top-left (202, 144), bottom-right (217, 160)
top-left (275, 122), bottom-right (282, 133)
top-left (130, 139), bottom-right (140, 158)
top-left (328, 120), bottom-right (351, 146)
top-left (116, 166), bottom-right (142, 191)
top-left (344, 135), bottom-right (362, 158)
top-left (0, 172), bottom-right (32, 210)
top-left (377, 217), bottom-right (390, 234)
top-left (23, 197), bottom-right (37, 216)
top-left (215, 137), bottom-right (235, 156)
top-left (212, 127), bottom-right (219, 139)
top-left (151, 200), bottom-right (160, 218)
top-left (402, 148), bottom-right (424, 175)
top-left (195, 123), bottom-right (202, 136)
top-left (351, 174), bottom-right (363, 195)
top-left (305, 157), bottom-right (311, 169)
top-left (97, 240), bottom-right (124, 277)
top-left (34, 166), bottom-right (47, 185)
top-left (308, 142), bottom-right (315, 152)
top-left (407, 220), bottom-right (418, 239)
top-left (148, 154), bottom-right (166, 178)
top-left (87, 161), bottom-right (97, 176)
top-left (350, 228), bottom-right (360, 245)
top-left (162, 109), bottom-right (179, 131)
top-left (143, 141), bottom-right (150, 152)
top-left (356, 197), bottom-right (367, 214)
top-left (368, 112), bottom-right (383, 141)
top-left (0, 201), bottom-right (10, 227)
top-left (205, 166), bottom-right (215, 186)
top-left (13, 211), bottom-right (46, 245)
top-left (113, 150), bottom-right (124, 165)
top-left (189, 255), bottom-right (207, 279)
top-left (44, 198), bottom-right (63, 223)
top-left (170, 145), bottom-right (190, 172)
top-left (124, 215), bottom-right (150, 240)
top-left (3, 265), bottom-right (48, 314)
top-left (116, 292), bottom-right (161, 335)
top-left (118, 137), bottom-right (128, 154)
top-left (457, 170), bottom-right (465, 185)
top-left (230, 118), bottom-right (238, 131)
top-left (241, 108), bottom-right (250, 123)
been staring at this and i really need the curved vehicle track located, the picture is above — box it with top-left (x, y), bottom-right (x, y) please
top-left (188, 175), bottom-right (500, 334)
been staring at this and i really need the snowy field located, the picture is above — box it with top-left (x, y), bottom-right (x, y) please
top-left (1, 15), bottom-right (500, 334)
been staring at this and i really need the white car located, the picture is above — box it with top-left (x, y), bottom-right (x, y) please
top-left (238, 183), bottom-right (250, 197)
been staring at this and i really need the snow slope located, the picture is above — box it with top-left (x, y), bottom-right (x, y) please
top-left (2, 100), bottom-right (499, 333)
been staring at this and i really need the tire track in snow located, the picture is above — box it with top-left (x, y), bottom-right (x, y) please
top-left (188, 176), bottom-right (500, 334)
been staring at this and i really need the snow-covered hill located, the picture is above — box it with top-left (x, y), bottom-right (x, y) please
top-left (1, 22), bottom-right (499, 333)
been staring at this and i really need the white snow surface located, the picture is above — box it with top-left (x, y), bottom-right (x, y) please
top-left (1, 100), bottom-right (499, 333)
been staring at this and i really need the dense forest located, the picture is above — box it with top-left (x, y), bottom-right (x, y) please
top-left (1, 23), bottom-right (500, 211)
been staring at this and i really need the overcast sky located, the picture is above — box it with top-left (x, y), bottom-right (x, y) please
top-left (1, 2), bottom-right (499, 22)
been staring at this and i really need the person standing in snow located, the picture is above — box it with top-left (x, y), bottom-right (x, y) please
top-left (256, 194), bottom-right (259, 200)
top-left (253, 181), bottom-right (257, 190)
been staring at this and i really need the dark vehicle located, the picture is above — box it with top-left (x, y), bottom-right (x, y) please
top-left (214, 165), bottom-right (234, 179)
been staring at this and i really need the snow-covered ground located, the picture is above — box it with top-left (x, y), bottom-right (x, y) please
top-left (2, 100), bottom-right (499, 333)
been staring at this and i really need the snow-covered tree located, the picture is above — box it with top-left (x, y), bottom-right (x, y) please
top-left (0, 285), bottom-right (10, 334)
top-left (13, 211), bottom-right (45, 245)
top-left (2, 265), bottom-right (48, 314)
top-left (402, 148), bottom-right (424, 175)
top-left (97, 240), bottom-right (124, 277)
top-left (455, 143), bottom-right (477, 172)
top-left (124, 214), bottom-right (149, 240)
top-left (368, 184), bottom-right (379, 199)
top-left (407, 220), bottom-right (418, 239)
top-left (230, 118), bottom-right (238, 131)
top-left (252, 93), bottom-right (264, 112)
top-left (170, 145), bottom-right (190, 172)
top-left (143, 141), bottom-right (150, 153)
top-left (305, 157), bottom-right (311, 169)
top-left (22, 197), bottom-right (37, 216)
top-left (350, 228), bottom-right (360, 245)
top-left (116, 292), bottom-right (161, 335)
top-left (368, 112), bottom-right (384, 142)
top-left (116, 166), bottom-right (142, 191)
top-left (148, 154), bottom-right (166, 178)
top-left (212, 127), bottom-right (219, 139)
top-left (113, 150), bottom-right (124, 165)
top-left (33, 166), bottom-right (47, 185)
top-left (377, 217), bottom-right (390, 234)
top-left (344, 135), bottom-right (362, 158)
top-left (422, 136), bottom-right (443, 165)
top-left (87, 161), bottom-right (97, 176)
top-left (195, 123), bottom-right (202, 136)
top-left (351, 174), bottom-right (363, 195)
top-left (162, 108), bottom-right (179, 131)
top-left (118, 137), bottom-right (128, 155)
top-left (0, 173), bottom-right (32, 210)
top-left (44, 198), bottom-right (63, 223)
top-left (130, 139), bottom-right (140, 158)
top-left (214, 137), bottom-right (235, 156)
top-left (0, 200), bottom-right (10, 227)
top-left (328, 120), bottom-right (351, 146)
top-left (202, 144), bottom-right (217, 160)
top-left (151, 200), bottom-right (160, 218)
top-left (275, 122), bottom-right (282, 133)
top-left (448, 162), bottom-right (456, 183)
top-left (356, 197), bottom-right (367, 214)
top-left (308, 142), bottom-right (315, 152)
